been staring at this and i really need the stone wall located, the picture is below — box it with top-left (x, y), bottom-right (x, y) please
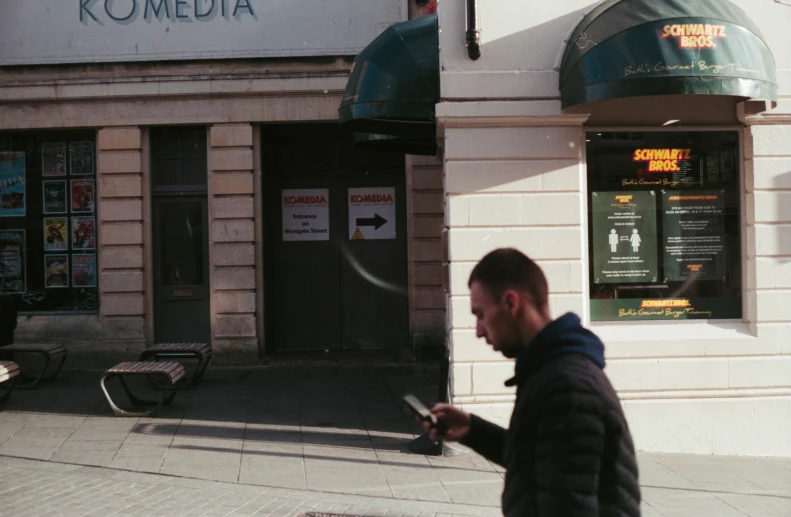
top-left (406, 153), bottom-right (446, 357)
top-left (209, 124), bottom-right (258, 364)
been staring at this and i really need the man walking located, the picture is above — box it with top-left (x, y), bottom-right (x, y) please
top-left (422, 248), bottom-right (641, 516)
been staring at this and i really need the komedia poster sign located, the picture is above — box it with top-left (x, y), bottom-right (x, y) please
top-left (591, 191), bottom-right (658, 284)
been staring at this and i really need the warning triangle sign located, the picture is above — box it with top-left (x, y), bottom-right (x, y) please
top-left (351, 227), bottom-right (364, 240)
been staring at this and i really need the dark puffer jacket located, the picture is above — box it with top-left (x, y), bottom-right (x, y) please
top-left (461, 313), bottom-right (641, 517)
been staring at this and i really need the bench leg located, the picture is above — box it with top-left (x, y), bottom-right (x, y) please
top-left (13, 351), bottom-right (52, 390)
top-left (0, 377), bottom-right (17, 405)
top-left (189, 354), bottom-right (211, 387)
top-left (100, 372), bottom-right (182, 418)
top-left (42, 351), bottom-right (67, 382)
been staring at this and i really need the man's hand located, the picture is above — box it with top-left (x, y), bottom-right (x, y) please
top-left (417, 403), bottom-right (471, 442)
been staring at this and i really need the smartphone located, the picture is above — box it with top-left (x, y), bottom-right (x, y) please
top-left (403, 394), bottom-right (447, 435)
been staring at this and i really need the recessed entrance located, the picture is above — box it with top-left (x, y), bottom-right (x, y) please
top-left (262, 124), bottom-right (408, 354)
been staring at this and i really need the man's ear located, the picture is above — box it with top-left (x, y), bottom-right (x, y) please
top-left (502, 290), bottom-right (520, 316)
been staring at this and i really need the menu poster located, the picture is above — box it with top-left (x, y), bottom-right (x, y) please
top-left (72, 254), bottom-right (97, 288)
top-left (41, 143), bottom-right (67, 176)
top-left (43, 180), bottom-right (68, 214)
top-left (69, 141), bottom-right (94, 176)
top-left (592, 191), bottom-right (659, 284)
top-left (0, 229), bottom-right (26, 294)
top-left (45, 254), bottom-right (69, 288)
top-left (0, 152), bottom-right (26, 217)
top-left (71, 216), bottom-right (96, 250)
top-left (662, 191), bottom-right (726, 281)
top-left (43, 217), bottom-right (68, 251)
top-left (71, 179), bottom-right (95, 213)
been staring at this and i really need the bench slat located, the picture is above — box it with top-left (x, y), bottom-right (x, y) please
top-left (0, 361), bottom-right (21, 383)
top-left (107, 361), bottom-right (185, 383)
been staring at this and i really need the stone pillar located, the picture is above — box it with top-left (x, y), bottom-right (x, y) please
top-left (406, 153), bottom-right (446, 358)
top-left (97, 127), bottom-right (146, 354)
top-left (443, 121), bottom-right (585, 426)
top-left (208, 124), bottom-right (258, 364)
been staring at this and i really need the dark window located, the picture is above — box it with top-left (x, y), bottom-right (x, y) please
top-left (587, 131), bottom-right (741, 321)
top-left (151, 126), bottom-right (207, 191)
top-left (157, 202), bottom-right (205, 286)
top-left (0, 130), bottom-right (98, 312)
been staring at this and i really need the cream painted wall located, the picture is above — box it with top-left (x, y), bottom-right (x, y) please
top-left (438, 0), bottom-right (791, 456)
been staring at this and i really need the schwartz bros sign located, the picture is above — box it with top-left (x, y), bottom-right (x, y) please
top-left (0, 0), bottom-right (407, 66)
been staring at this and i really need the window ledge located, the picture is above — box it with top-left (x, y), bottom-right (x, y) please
top-left (589, 320), bottom-right (755, 342)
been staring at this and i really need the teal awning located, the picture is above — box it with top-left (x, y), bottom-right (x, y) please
top-left (560, 0), bottom-right (778, 109)
top-left (339, 14), bottom-right (439, 139)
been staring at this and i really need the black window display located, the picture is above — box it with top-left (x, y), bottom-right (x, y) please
top-left (0, 130), bottom-right (98, 312)
top-left (587, 131), bottom-right (741, 321)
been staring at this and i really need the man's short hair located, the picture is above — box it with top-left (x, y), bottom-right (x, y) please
top-left (467, 248), bottom-right (549, 308)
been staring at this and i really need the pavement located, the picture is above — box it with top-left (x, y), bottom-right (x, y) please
top-left (0, 363), bottom-right (790, 516)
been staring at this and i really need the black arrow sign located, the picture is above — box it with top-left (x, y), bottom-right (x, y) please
top-left (356, 213), bottom-right (387, 230)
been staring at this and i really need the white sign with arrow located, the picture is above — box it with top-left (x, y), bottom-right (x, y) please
top-left (348, 187), bottom-right (396, 240)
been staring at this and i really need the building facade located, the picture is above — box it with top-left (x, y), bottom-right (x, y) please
top-left (434, 0), bottom-right (791, 456)
top-left (0, 1), bottom-right (447, 365)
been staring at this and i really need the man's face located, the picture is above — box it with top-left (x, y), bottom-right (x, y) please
top-left (470, 281), bottom-right (523, 359)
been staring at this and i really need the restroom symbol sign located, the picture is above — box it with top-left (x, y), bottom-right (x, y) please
top-left (348, 187), bottom-right (396, 240)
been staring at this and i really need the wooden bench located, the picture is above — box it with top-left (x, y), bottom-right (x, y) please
top-left (100, 361), bottom-right (186, 417)
top-left (0, 343), bottom-right (67, 389)
top-left (0, 361), bottom-right (21, 404)
top-left (139, 343), bottom-right (211, 388)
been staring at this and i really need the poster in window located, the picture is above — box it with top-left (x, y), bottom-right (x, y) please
top-left (591, 191), bottom-right (658, 284)
top-left (44, 254), bottom-right (69, 288)
top-left (0, 229), bottom-right (26, 294)
top-left (43, 217), bottom-right (69, 251)
top-left (0, 152), bottom-right (26, 217)
top-left (71, 216), bottom-right (96, 250)
top-left (71, 179), bottom-right (95, 213)
top-left (69, 141), bottom-right (94, 176)
top-left (43, 180), bottom-right (68, 214)
top-left (72, 254), bottom-right (97, 288)
top-left (41, 143), bottom-right (67, 176)
top-left (662, 190), bottom-right (726, 281)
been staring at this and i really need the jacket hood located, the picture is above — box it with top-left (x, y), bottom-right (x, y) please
top-left (505, 312), bottom-right (605, 387)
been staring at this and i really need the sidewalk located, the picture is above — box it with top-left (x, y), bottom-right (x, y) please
top-left (0, 364), bottom-right (790, 516)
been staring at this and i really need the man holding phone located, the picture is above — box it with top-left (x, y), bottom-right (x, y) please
top-left (420, 248), bottom-right (641, 517)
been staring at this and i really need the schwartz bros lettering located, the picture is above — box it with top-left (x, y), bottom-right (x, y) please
top-left (661, 23), bottom-right (726, 49)
top-left (633, 148), bottom-right (692, 172)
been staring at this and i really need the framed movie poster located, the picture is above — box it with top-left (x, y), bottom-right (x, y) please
top-left (0, 229), bottom-right (26, 294)
top-left (72, 253), bottom-right (97, 288)
top-left (43, 180), bottom-right (67, 214)
top-left (43, 217), bottom-right (68, 251)
top-left (71, 216), bottom-right (96, 250)
top-left (69, 141), bottom-right (94, 176)
top-left (45, 254), bottom-right (69, 288)
top-left (41, 143), bottom-right (67, 176)
top-left (0, 152), bottom-right (26, 217)
top-left (71, 179), bottom-right (95, 213)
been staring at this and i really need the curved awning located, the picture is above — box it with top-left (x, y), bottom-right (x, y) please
top-left (560, 0), bottom-right (778, 109)
top-left (339, 14), bottom-right (439, 139)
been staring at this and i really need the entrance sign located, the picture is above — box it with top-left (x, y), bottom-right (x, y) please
top-left (662, 190), bottom-right (726, 281)
top-left (591, 191), bottom-right (658, 283)
top-left (282, 189), bottom-right (329, 241)
top-left (0, 1), bottom-right (407, 66)
top-left (348, 187), bottom-right (396, 240)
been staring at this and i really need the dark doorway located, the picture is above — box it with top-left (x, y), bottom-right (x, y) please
top-left (262, 124), bottom-right (408, 355)
top-left (150, 127), bottom-right (210, 344)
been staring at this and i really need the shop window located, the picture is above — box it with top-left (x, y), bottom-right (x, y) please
top-left (0, 130), bottom-right (98, 312)
top-left (586, 131), bottom-right (741, 321)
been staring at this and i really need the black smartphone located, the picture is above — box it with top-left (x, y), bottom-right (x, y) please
top-left (403, 394), bottom-right (447, 435)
